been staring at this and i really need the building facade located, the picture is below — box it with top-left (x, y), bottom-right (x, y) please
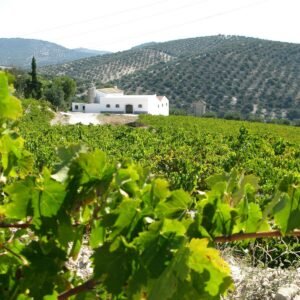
top-left (72, 87), bottom-right (169, 116)
top-left (191, 100), bottom-right (207, 116)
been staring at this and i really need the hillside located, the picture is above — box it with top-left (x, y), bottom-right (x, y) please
top-left (0, 38), bottom-right (109, 68)
top-left (41, 35), bottom-right (300, 120)
top-left (41, 48), bottom-right (173, 83)
top-left (118, 36), bottom-right (300, 119)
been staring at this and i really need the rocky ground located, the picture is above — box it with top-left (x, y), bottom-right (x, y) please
top-left (224, 255), bottom-right (300, 300)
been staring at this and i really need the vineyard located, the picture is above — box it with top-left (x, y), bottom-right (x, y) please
top-left (0, 74), bottom-right (300, 299)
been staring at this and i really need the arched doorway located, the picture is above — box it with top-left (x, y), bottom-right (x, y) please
top-left (125, 104), bottom-right (133, 114)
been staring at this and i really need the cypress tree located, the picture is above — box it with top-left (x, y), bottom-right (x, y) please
top-left (24, 56), bottom-right (42, 99)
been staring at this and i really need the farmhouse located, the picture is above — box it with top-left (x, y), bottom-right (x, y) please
top-left (72, 87), bottom-right (169, 116)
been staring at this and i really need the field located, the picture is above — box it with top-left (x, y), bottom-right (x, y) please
top-left (1, 92), bottom-right (300, 299)
top-left (20, 108), bottom-right (300, 197)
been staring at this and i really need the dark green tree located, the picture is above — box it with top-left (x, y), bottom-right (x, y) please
top-left (44, 83), bottom-right (65, 108)
top-left (43, 76), bottom-right (76, 109)
top-left (24, 57), bottom-right (42, 99)
top-left (55, 76), bottom-right (76, 103)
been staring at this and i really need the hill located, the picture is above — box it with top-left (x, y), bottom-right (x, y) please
top-left (0, 38), bottom-right (109, 68)
top-left (41, 35), bottom-right (300, 120)
top-left (41, 48), bottom-right (173, 83)
top-left (73, 48), bottom-right (110, 56)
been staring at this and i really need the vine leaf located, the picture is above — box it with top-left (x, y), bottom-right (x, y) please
top-left (90, 220), bottom-right (105, 249)
top-left (36, 168), bottom-right (66, 218)
top-left (4, 178), bottom-right (34, 219)
top-left (273, 186), bottom-right (300, 234)
top-left (155, 189), bottom-right (192, 218)
top-left (151, 178), bottom-right (171, 207)
top-left (234, 201), bottom-right (270, 233)
top-left (21, 241), bottom-right (66, 299)
top-left (148, 238), bottom-right (233, 300)
top-left (0, 72), bottom-right (22, 120)
top-left (109, 199), bottom-right (141, 240)
top-left (93, 242), bottom-right (135, 294)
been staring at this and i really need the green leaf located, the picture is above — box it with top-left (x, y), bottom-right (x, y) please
top-left (148, 238), bottom-right (232, 300)
top-left (21, 241), bottom-right (66, 299)
top-left (273, 187), bottom-right (300, 234)
top-left (206, 174), bottom-right (227, 189)
top-left (109, 199), bottom-right (141, 240)
top-left (234, 201), bottom-right (269, 233)
top-left (90, 220), bottom-right (105, 249)
top-left (232, 175), bottom-right (259, 203)
top-left (155, 189), bottom-right (192, 218)
top-left (0, 255), bottom-right (19, 274)
top-left (36, 168), bottom-right (66, 217)
top-left (151, 178), bottom-right (171, 206)
top-left (0, 134), bottom-right (24, 174)
top-left (116, 165), bottom-right (141, 197)
top-left (4, 178), bottom-right (35, 219)
top-left (52, 144), bottom-right (87, 182)
top-left (0, 72), bottom-right (22, 120)
top-left (43, 292), bottom-right (58, 300)
top-left (186, 239), bottom-right (233, 297)
top-left (16, 295), bottom-right (33, 300)
top-left (73, 150), bottom-right (109, 184)
top-left (57, 217), bottom-right (75, 249)
top-left (93, 242), bottom-right (134, 294)
top-left (161, 219), bottom-right (187, 237)
top-left (134, 221), bottom-right (178, 278)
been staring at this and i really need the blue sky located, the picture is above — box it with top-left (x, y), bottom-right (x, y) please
top-left (0, 0), bottom-right (299, 51)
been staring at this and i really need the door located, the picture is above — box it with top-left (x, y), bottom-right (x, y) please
top-left (125, 104), bottom-right (133, 114)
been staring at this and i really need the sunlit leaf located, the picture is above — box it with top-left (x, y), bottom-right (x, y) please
top-left (0, 72), bottom-right (22, 120)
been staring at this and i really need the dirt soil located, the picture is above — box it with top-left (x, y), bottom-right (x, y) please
top-left (51, 112), bottom-right (138, 126)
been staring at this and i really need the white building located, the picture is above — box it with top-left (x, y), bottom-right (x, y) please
top-left (72, 87), bottom-right (169, 116)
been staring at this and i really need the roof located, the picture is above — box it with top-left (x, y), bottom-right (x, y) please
top-left (192, 99), bottom-right (206, 105)
top-left (157, 96), bottom-right (167, 101)
top-left (97, 87), bottom-right (123, 94)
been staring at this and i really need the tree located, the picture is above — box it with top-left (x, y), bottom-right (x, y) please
top-left (24, 57), bottom-right (42, 99)
top-left (43, 76), bottom-right (76, 109)
top-left (55, 76), bottom-right (76, 103)
top-left (44, 83), bottom-right (65, 108)
top-left (287, 108), bottom-right (300, 120)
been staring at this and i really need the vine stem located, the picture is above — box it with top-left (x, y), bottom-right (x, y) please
top-left (58, 279), bottom-right (97, 300)
top-left (2, 246), bottom-right (29, 265)
top-left (214, 230), bottom-right (300, 243)
top-left (0, 222), bottom-right (30, 228)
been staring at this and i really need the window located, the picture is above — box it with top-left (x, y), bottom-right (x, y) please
top-left (106, 104), bottom-right (110, 108)
top-left (82, 105), bottom-right (85, 111)
top-left (138, 104), bottom-right (142, 108)
top-left (116, 104), bottom-right (120, 108)
top-left (75, 105), bottom-right (78, 110)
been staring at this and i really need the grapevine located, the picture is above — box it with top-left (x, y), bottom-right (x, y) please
top-left (0, 72), bottom-right (299, 299)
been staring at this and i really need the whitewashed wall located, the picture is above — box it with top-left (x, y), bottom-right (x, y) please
top-left (72, 94), bottom-right (169, 115)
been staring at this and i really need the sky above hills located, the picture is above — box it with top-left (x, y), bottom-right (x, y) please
top-left (0, 0), bottom-right (299, 52)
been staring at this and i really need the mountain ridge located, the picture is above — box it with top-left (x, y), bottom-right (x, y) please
top-left (0, 38), bottom-right (108, 68)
